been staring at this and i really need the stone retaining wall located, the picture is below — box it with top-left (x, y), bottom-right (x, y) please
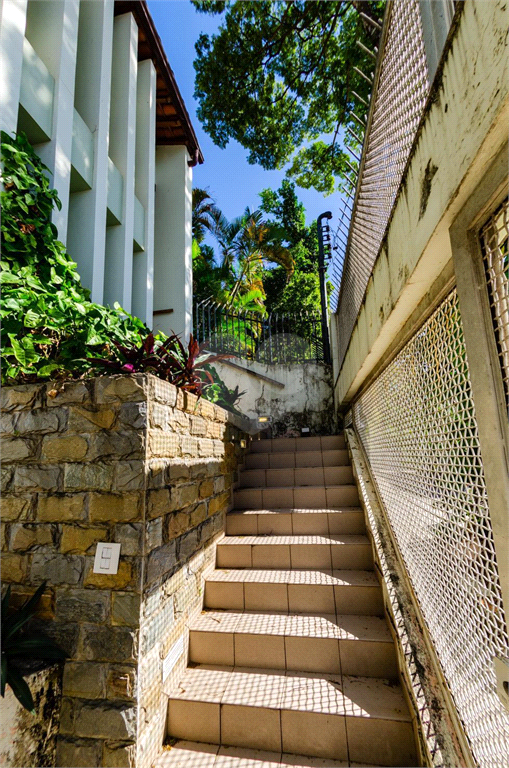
top-left (1, 375), bottom-right (250, 767)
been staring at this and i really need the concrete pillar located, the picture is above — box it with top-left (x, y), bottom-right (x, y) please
top-left (25, 0), bottom-right (79, 244)
top-left (67, 0), bottom-right (114, 304)
top-left (153, 145), bottom-right (193, 340)
top-left (131, 59), bottom-right (156, 327)
top-left (0, 0), bottom-right (28, 136)
top-left (103, 12), bottom-right (138, 312)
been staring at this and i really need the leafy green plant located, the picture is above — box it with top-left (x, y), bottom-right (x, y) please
top-left (1, 582), bottom-right (67, 712)
top-left (200, 364), bottom-right (246, 415)
top-left (0, 131), bottom-right (147, 385)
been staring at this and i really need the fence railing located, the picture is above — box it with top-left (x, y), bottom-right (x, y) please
top-left (330, 0), bottom-right (430, 364)
top-left (194, 300), bottom-right (325, 365)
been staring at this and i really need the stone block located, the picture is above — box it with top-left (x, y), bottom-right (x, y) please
top-left (114, 523), bottom-right (142, 556)
top-left (214, 475), bottom-right (225, 494)
top-left (8, 586), bottom-right (54, 619)
top-left (148, 430), bottom-right (180, 458)
top-left (146, 460), bottom-right (166, 490)
top-left (56, 588), bottom-right (109, 623)
top-left (147, 489), bottom-right (170, 520)
top-left (42, 435), bottom-right (89, 461)
top-left (89, 493), bottom-right (141, 523)
top-left (1, 552), bottom-right (27, 582)
top-left (113, 461), bottom-right (145, 491)
top-left (119, 401), bottom-right (147, 430)
top-left (46, 380), bottom-right (90, 406)
top-left (10, 522), bottom-right (54, 551)
top-left (146, 541), bottom-right (176, 583)
top-left (89, 431), bottom-right (143, 461)
top-left (102, 741), bottom-right (135, 767)
top-left (1, 522), bottom-right (6, 551)
top-left (150, 402), bottom-right (168, 430)
top-left (84, 558), bottom-right (136, 590)
top-left (111, 592), bottom-right (141, 627)
top-left (199, 398), bottom-right (216, 420)
top-left (167, 510), bottom-right (189, 540)
top-left (63, 661), bottom-right (107, 699)
top-left (212, 439), bottom-right (225, 458)
top-left (1, 495), bottom-right (31, 521)
top-left (199, 479), bottom-right (214, 499)
top-left (171, 408), bottom-right (190, 432)
top-left (15, 408), bottom-right (64, 434)
top-left (167, 461), bottom-right (190, 481)
top-left (74, 701), bottom-right (137, 740)
top-left (1, 466), bottom-right (13, 492)
top-left (199, 516), bottom-right (215, 545)
top-left (214, 405), bottom-right (228, 423)
top-left (15, 465), bottom-right (61, 491)
top-left (0, 383), bottom-right (43, 412)
top-left (177, 528), bottom-right (199, 563)
top-left (68, 406), bottom-right (117, 432)
top-left (151, 376), bottom-right (178, 407)
top-left (1, 437), bottom-right (36, 461)
top-left (32, 618), bottom-right (81, 658)
top-left (31, 552), bottom-right (83, 585)
top-left (60, 525), bottom-right (107, 553)
top-left (80, 624), bottom-right (136, 663)
top-left (181, 435), bottom-right (198, 456)
top-left (190, 415), bottom-right (207, 437)
top-left (64, 463), bottom-right (112, 492)
top-left (107, 664), bottom-right (137, 701)
top-left (146, 517), bottom-right (163, 551)
top-left (95, 374), bottom-right (147, 404)
top-left (199, 438), bottom-right (215, 458)
top-left (190, 502), bottom-right (207, 528)
top-left (56, 737), bottom-right (102, 768)
top-left (173, 484), bottom-right (199, 509)
top-left (208, 492), bottom-right (230, 516)
top-left (37, 494), bottom-right (85, 522)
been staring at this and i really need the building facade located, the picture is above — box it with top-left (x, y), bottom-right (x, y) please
top-left (0, 0), bottom-right (202, 339)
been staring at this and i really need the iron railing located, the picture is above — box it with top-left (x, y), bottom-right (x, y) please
top-left (194, 300), bottom-right (325, 365)
top-left (330, 0), bottom-right (430, 365)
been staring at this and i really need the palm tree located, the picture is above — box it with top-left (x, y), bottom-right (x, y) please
top-left (192, 188), bottom-right (224, 244)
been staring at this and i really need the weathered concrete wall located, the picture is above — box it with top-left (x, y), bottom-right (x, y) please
top-left (334, 0), bottom-right (509, 404)
top-left (215, 360), bottom-right (335, 438)
top-left (1, 375), bottom-right (249, 768)
top-left (0, 663), bottom-right (63, 768)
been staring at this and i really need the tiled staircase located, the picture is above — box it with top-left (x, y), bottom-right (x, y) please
top-left (157, 435), bottom-right (417, 768)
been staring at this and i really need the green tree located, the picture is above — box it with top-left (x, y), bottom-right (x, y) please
top-left (192, 187), bottom-right (224, 243)
top-left (192, 0), bottom-right (384, 194)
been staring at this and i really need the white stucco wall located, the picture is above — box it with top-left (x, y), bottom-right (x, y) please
top-left (214, 359), bottom-right (335, 437)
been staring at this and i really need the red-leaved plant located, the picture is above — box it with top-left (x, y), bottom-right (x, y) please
top-left (90, 332), bottom-right (231, 396)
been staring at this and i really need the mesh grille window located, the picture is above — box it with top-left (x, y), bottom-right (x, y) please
top-left (353, 290), bottom-right (509, 767)
top-left (479, 197), bottom-right (509, 410)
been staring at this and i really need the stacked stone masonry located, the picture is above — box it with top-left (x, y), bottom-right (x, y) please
top-left (1, 374), bottom-right (249, 768)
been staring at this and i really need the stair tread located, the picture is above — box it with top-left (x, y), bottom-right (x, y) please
top-left (228, 508), bottom-right (362, 516)
top-left (154, 741), bottom-right (384, 767)
top-left (237, 484), bottom-right (358, 491)
top-left (218, 535), bottom-right (370, 546)
top-left (169, 665), bottom-right (411, 722)
top-left (190, 611), bottom-right (392, 643)
top-left (207, 569), bottom-right (379, 587)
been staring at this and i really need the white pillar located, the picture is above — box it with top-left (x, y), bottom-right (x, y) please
top-left (131, 59), bottom-right (156, 327)
top-left (153, 145), bottom-right (193, 340)
top-left (66, 0), bottom-right (114, 304)
top-left (25, 0), bottom-right (79, 244)
top-left (0, 0), bottom-right (28, 136)
top-left (103, 12), bottom-right (138, 312)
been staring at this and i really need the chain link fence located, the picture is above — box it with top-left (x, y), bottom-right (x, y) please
top-left (332, 0), bottom-right (429, 364)
top-left (350, 289), bottom-right (509, 768)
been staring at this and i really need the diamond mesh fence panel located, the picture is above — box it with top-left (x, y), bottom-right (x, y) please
top-left (479, 197), bottom-right (509, 411)
top-left (333, 0), bottom-right (429, 362)
top-left (352, 290), bottom-right (509, 768)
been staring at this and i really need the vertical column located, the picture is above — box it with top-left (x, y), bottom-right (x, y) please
top-left (153, 145), bottom-right (193, 340)
top-left (0, 0), bottom-right (28, 135)
top-left (66, 0), bottom-right (114, 304)
top-left (103, 12), bottom-right (138, 312)
top-left (25, 0), bottom-right (79, 244)
top-left (131, 59), bottom-right (156, 326)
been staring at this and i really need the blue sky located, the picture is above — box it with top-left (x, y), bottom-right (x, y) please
top-left (147, 0), bottom-right (343, 227)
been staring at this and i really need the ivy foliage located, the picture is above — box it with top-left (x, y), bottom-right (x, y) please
top-left (0, 131), bottom-right (147, 385)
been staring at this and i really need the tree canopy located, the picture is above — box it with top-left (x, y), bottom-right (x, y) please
top-left (192, 0), bottom-right (384, 194)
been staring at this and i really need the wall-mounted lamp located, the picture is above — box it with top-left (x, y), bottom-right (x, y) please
top-left (240, 439), bottom-right (247, 449)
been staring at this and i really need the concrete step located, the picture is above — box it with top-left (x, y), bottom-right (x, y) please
top-left (250, 435), bottom-right (346, 454)
top-left (226, 509), bottom-right (365, 537)
top-left (189, 611), bottom-right (397, 678)
top-left (245, 449), bottom-right (350, 470)
top-left (154, 740), bottom-right (387, 767)
top-left (204, 569), bottom-right (384, 616)
top-left (166, 666), bottom-right (416, 765)
top-left (234, 486), bottom-right (360, 510)
top-left (216, 535), bottom-right (373, 571)
top-left (239, 467), bottom-right (354, 489)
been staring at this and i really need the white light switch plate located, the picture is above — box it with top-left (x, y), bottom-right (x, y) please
top-left (93, 542), bottom-right (121, 574)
